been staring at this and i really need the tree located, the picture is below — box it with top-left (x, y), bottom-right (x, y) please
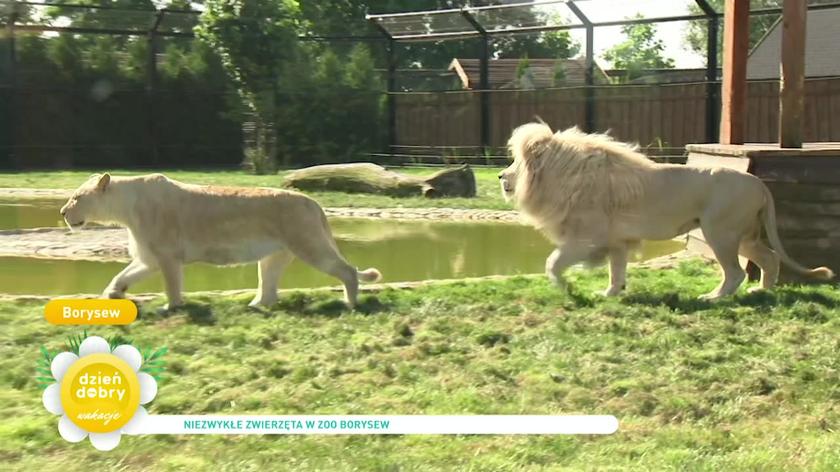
top-left (196, 0), bottom-right (304, 173)
top-left (602, 15), bottom-right (674, 83)
top-left (273, 43), bottom-right (385, 166)
top-left (684, 0), bottom-right (777, 64)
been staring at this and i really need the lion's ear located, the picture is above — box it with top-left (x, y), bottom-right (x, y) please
top-left (96, 173), bottom-right (111, 192)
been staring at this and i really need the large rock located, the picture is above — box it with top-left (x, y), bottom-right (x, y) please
top-left (282, 163), bottom-right (477, 198)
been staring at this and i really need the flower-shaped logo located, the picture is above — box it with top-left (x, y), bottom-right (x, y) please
top-left (41, 336), bottom-right (158, 451)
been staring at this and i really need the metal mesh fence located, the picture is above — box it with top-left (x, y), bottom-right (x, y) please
top-left (1, 1), bottom-right (840, 169)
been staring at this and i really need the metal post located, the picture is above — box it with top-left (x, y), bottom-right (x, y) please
top-left (367, 16), bottom-right (397, 159)
top-left (479, 33), bottom-right (490, 154)
top-left (696, 0), bottom-right (720, 143)
top-left (3, 8), bottom-right (17, 167)
top-left (386, 39), bottom-right (397, 158)
top-left (461, 8), bottom-right (491, 155)
top-left (567, 1), bottom-right (595, 132)
top-left (147, 10), bottom-right (164, 165)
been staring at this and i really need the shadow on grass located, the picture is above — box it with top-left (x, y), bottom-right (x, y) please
top-left (620, 291), bottom-right (714, 313)
top-left (138, 301), bottom-right (217, 325)
top-left (734, 286), bottom-right (838, 310)
top-left (275, 293), bottom-right (390, 318)
top-left (621, 284), bottom-right (838, 313)
top-left (172, 302), bottom-right (216, 325)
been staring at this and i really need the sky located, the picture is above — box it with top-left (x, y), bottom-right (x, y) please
top-left (549, 0), bottom-right (707, 68)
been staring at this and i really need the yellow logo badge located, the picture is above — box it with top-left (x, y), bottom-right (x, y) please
top-left (60, 353), bottom-right (141, 433)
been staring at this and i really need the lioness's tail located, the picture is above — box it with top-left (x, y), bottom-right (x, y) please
top-left (760, 185), bottom-right (834, 280)
top-left (357, 268), bottom-right (382, 283)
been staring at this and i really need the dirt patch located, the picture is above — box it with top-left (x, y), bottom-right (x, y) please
top-left (0, 227), bottom-right (130, 261)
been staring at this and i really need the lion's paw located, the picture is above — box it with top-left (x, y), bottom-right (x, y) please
top-left (102, 289), bottom-right (126, 300)
top-left (248, 297), bottom-right (277, 309)
top-left (158, 302), bottom-right (184, 316)
top-left (602, 286), bottom-right (624, 297)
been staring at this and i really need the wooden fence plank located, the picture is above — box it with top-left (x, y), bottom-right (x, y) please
top-left (393, 77), bottom-right (840, 152)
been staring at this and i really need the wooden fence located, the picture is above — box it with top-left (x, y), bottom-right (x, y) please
top-left (393, 76), bottom-right (840, 151)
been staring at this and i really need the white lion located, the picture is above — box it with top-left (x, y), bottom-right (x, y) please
top-left (60, 173), bottom-right (381, 310)
top-left (499, 122), bottom-right (834, 299)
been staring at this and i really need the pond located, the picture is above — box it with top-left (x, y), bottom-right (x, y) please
top-left (0, 199), bottom-right (684, 296)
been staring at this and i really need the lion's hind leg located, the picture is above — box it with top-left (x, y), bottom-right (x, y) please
top-left (699, 226), bottom-right (746, 300)
top-left (250, 250), bottom-right (295, 307)
top-left (286, 237), bottom-right (363, 309)
top-left (739, 239), bottom-right (779, 293)
top-left (303, 252), bottom-right (360, 309)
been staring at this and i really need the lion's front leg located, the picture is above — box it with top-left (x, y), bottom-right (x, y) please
top-left (604, 245), bottom-right (628, 297)
top-left (102, 259), bottom-right (155, 299)
top-left (158, 258), bottom-right (184, 311)
top-left (545, 243), bottom-right (596, 290)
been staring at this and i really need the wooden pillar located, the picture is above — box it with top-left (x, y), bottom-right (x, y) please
top-left (719, 0), bottom-right (750, 144)
top-left (779, 0), bottom-right (807, 148)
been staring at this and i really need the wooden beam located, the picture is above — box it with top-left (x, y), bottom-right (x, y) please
top-left (779, 0), bottom-right (807, 148)
top-left (719, 0), bottom-right (750, 144)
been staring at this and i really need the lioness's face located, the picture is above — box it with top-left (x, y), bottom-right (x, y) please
top-left (60, 173), bottom-right (110, 230)
top-left (498, 163), bottom-right (519, 201)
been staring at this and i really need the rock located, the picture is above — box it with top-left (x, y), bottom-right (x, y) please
top-left (282, 163), bottom-right (477, 198)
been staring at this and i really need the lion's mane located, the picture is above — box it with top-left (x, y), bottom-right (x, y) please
top-left (507, 122), bottom-right (655, 229)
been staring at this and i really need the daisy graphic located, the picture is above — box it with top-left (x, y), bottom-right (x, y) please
top-left (41, 336), bottom-right (158, 451)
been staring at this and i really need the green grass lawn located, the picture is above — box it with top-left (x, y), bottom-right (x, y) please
top-left (0, 167), bottom-right (511, 210)
top-left (2, 260), bottom-right (839, 471)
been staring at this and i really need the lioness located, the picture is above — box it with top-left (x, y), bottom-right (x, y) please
top-left (500, 122), bottom-right (834, 299)
top-left (60, 173), bottom-right (381, 310)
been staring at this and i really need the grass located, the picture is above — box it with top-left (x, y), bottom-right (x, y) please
top-left (2, 259), bottom-right (840, 471)
top-left (0, 167), bottom-right (511, 211)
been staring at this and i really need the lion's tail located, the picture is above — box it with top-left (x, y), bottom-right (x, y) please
top-left (760, 185), bottom-right (834, 280)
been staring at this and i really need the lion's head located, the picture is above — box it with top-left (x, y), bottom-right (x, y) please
top-left (60, 173), bottom-right (111, 230)
top-left (499, 122), bottom-right (555, 203)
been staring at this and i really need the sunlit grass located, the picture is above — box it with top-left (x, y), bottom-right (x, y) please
top-left (2, 259), bottom-right (839, 470)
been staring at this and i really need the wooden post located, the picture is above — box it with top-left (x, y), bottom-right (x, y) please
top-left (779, 0), bottom-right (807, 148)
top-left (719, 0), bottom-right (750, 145)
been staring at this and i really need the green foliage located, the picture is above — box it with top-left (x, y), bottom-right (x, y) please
top-left (196, 0), bottom-right (305, 172)
top-left (516, 55), bottom-right (531, 80)
top-left (34, 346), bottom-right (55, 390)
top-left (196, 0), bottom-right (302, 114)
top-left (64, 329), bottom-right (89, 355)
top-left (684, 0), bottom-right (787, 63)
top-left (603, 15), bottom-right (675, 83)
top-left (141, 346), bottom-right (168, 383)
top-left (9, 12), bottom-right (241, 167)
top-left (274, 43), bottom-right (385, 166)
top-left (552, 61), bottom-right (567, 86)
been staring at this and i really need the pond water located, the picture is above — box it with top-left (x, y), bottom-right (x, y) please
top-left (0, 199), bottom-right (684, 295)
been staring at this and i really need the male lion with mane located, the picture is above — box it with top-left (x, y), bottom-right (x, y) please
top-left (60, 173), bottom-right (381, 310)
top-left (499, 122), bottom-right (833, 299)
